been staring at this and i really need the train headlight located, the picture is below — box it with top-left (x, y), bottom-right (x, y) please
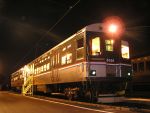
top-left (108, 24), bottom-right (118, 33)
top-left (90, 70), bottom-right (96, 76)
top-left (103, 16), bottom-right (125, 38)
top-left (128, 72), bottom-right (131, 76)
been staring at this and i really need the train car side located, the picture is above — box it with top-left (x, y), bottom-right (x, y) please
top-left (11, 23), bottom-right (132, 102)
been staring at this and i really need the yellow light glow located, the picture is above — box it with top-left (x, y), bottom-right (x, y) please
top-left (92, 37), bottom-right (100, 55)
top-left (111, 40), bottom-right (114, 44)
top-left (108, 24), bottom-right (117, 33)
top-left (105, 40), bottom-right (114, 51)
top-left (23, 65), bottom-right (31, 74)
top-left (103, 16), bottom-right (125, 38)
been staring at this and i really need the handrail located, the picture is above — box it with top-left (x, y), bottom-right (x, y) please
top-left (22, 75), bottom-right (33, 96)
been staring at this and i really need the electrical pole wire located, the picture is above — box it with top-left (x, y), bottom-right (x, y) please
top-left (12, 0), bottom-right (81, 72)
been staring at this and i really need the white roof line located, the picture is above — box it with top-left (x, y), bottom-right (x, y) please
top-left (12, 23), bottom-right (104, 73)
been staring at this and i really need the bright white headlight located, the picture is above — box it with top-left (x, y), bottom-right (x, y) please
top-left (90, 70), bottom-right (96, 76)
top-left (128, 72), bottom-right (130, 76)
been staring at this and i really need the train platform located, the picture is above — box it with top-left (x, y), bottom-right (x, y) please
top-left (123, 98), bottom-right (150, 112)
top-left (3, 91), bottom-right (150, 112)
top-left (125, 97), bottom-right (150, 105)
top-left (103, 97), bottom-right (150, 112)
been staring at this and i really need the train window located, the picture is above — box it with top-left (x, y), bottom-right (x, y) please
top-left (138, 62), bottom-right (144, 72)
top-left (36, 68), bottom-right (38, 74)
top-left (132, 63), bottom-right (137, 72)
top-left (58, 53), bottom-right (59, 64)
top-left (76, 38), bottom-right (84, 60)
top-left (105, 40), bottom-right (114, 52)
top-left (62, 47), bottom-right (66, 51)
top-left (67, 53), bottom-right (72, 64)
top-left (41, 66), bottom-right (43, 72)
top-left (44, 65), bottom-right (46, 71)
top-left (77, 38), bottom-right (83, 48)
top-left (146, 61), bottom-right (150, 70)
top-left (61, 53), bottom-right (72, 65)
top-left (38, 67), bottom-right (40, 73)
top-left (67, 44), bottom-right (72, 49)
top-left (51, 57), bottom-right (53, 66)
top-left (52, 56), bottom-right (55, 66)
top-left (61, 56), bottom-right (67, 65)
top-left (92, 37), bottom-right (101, 55)
top-left (51, 57), bottom-right (53, 67)
top-left (77, 48), bottom-right (84, 60)
top-left (47, 63), bottom-right (50, 70)
top-left (121, 40), bottom-right (129, 59)
top-left (38, 68), bottom-right (40, 73)
top-left (34, 69), bottom-right (36, 74)
top-left (56, 54), bottom-right (57, 65)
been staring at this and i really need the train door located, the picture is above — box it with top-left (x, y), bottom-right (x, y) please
top-left (51, 53), bottom-right (60, 83)
top-left (86, 32), bottom-right (106, 77)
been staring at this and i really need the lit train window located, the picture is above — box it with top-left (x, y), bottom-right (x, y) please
top-left (56, 54), bottom-right (57, 65)
top-left (62, 47), bottom-right (66, 51)
top-left (121, 40), bottom-right (129, 59)
top-left (51, 57), bottom-right (53, 66)
top-left (77, 48), bottom-right (84, 60)
top-left (58, 53), bottom-right (59, 64)
top-left (39, 67), bottom-right (41, 73)
top-left (36, 68), bottom-right (38, 74)
top-left (34, 69), bottom-right (37, 74)
top-left (67, 44), bottom-right (71, 49)
top-left (47, 63), bottom-right (50, 70)
top-left (67, 53), bottom-right (72, 64)
top-left (105, 40), bottom-right (114, 51)
top-left (44, 65), bottom-right (46, 71)
top-left (51, 58), bottom-right (53, 67)
top-left (41, 66), bottom-right (43, 72)
top-left (61, 56), bottom-right (66, 65)
top-left (92, 37), bottom-right (101, 55)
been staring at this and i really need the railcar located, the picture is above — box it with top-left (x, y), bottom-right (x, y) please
top-left (11, 23), bottom-right (132, 103)
top-left (127, 55), bottom-right (150, 97)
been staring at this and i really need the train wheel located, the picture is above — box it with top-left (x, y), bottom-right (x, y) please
top-left (84, 90), bottom-right (93, 102)
top-left (65, 88), bottom-right (78, 100)
top-left (65, 88), bottom-right (72, 100)
top-left (67, 90), bottom-right (73, 100)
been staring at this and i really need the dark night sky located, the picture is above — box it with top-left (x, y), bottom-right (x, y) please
top-left (0, 0), bottom-right (150, 79)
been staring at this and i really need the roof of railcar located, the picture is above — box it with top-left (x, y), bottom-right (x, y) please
top-left (12, 23), bottom-right (104, 74)
top-left (32, 23), bottom-right (103, 61)
top-left (131, 55), bottom-right (150, 62)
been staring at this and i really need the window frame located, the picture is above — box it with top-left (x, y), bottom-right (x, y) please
top-left (121, 40), bottom-right (130, 59)
top-left (91, 37), bottom-right (101, 55)
top-left (76, 37), bottom-right (84, 60)
top-left (105, 39), bottom-right (114, 52)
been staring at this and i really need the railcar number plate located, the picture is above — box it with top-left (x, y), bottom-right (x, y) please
top-left (106, 58), bottom-right (115, 63)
